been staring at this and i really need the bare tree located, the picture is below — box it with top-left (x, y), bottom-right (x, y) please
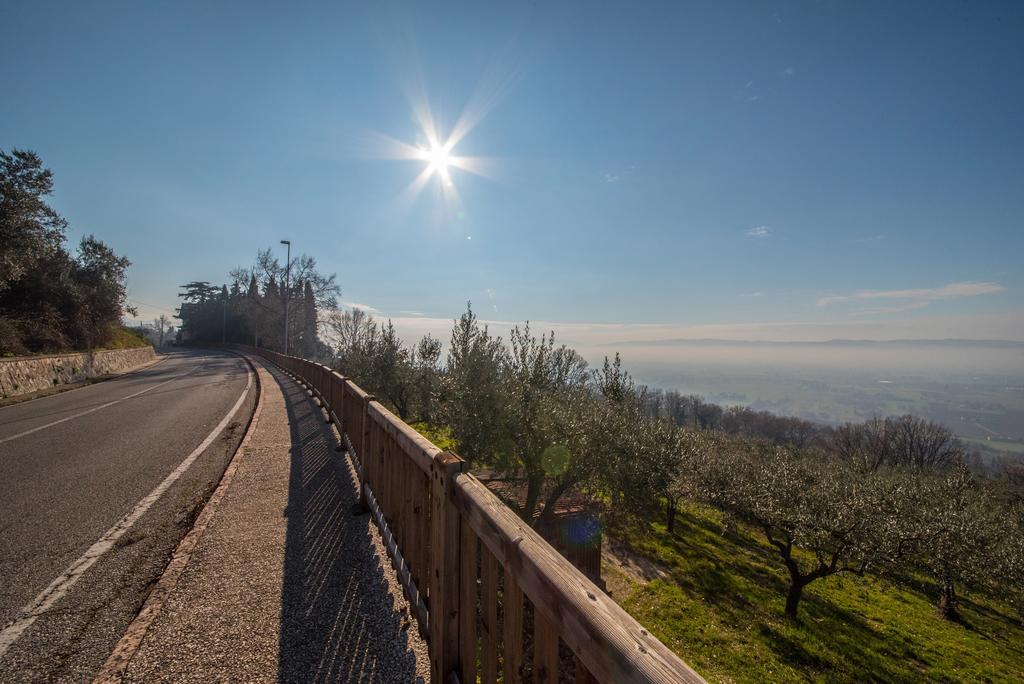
top-left (829, 415), bottom-right (963, 472)
top-left (828, 417), bottom-right (891, 471)
top-left (154, 314), bottom-right (170, 346)
top-left (889, 415), bottom-right (963, 470)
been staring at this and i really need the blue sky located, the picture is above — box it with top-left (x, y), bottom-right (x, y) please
top-left (2, 1), bottom-right (1022, 344)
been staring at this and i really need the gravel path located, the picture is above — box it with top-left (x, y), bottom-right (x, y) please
top-left (124, 360), bottom-right (428, 683)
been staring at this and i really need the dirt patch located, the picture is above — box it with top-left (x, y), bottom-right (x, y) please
top-left (604, 537), bottom-right (672, 583)
top-left (601, 539), bottom-right (672, 601)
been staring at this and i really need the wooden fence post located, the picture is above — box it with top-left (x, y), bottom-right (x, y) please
top-left (429, 451), bottom-right (464, 684)
top-left (326, 372), bottom-right (335, 424)
top-left (333, 376), bottom-right (348, 452)
top-left (358, 394), bottom-right (376, 509)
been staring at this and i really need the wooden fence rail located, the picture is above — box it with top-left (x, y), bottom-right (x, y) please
top-left (246, 346), bottom-right (704, 684)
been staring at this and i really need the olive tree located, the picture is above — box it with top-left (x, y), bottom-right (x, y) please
top-left (500, 322), bottom-right (589, 523)
top-left (409, 333), bottom-right (442, 422)
top-left (905, 466), bottom-right (1021, 620)
top-left (664, 431), bottom-right (723, 534)
top-left (442, 304), bottom-right (509, 467)
top-left (701, 444), bottom-right (909, 619)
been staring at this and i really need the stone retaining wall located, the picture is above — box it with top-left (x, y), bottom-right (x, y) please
top-left (0, 346), bottom-right (157, 399)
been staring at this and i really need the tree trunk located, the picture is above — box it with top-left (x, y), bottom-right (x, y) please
top-left (785, 580), bottom-right (805, 620)
top-left (522, 471), bottom-right (544, 525)
top-left (666, 499), bottom-right (677, 534)
top-left (938, 574), bottom-right (959, 621)
top-left (535, 478), bottom-right (572, 531)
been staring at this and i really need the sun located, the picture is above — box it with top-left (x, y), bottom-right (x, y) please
top-left (420, 141), bottom-right (452, 175)
top-left (371, 105), bottom-right (493, 209)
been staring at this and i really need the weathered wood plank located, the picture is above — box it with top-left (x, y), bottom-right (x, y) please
top-left (575, 655), bottom-right (598, 684)
top-left (367, 401), bottom-right (441, 474)
top-left (481, 548), bottom-right (499, 683)
top-left (459, 519), bottom-right (477, 684)
top-left (533, 610), bottom-right (559, 684)
top-left (503, 572), bottom-right (524, 684)
top-left (428, 451), bottom-right (464, 683)
top-left (452, 473), bottom-right (705, 684)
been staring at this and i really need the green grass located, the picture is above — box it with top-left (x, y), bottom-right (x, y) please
top-left (409, 421), bottom-right (458, 451)
top-left (101, 326), bottom-right (150, 350)
top-left (610, 504), bottom-right (1024, 683)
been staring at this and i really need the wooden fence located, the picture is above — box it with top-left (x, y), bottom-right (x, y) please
top-left (250, 347), bottom-right (704, 684)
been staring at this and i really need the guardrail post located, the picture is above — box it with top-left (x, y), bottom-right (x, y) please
top-left (326, 372), bottom-right (335, 424)
top-left (357, 394), bottom-right (376, 510)
top-left (428, 451), bottom-right (464, 684)
top-left (317, 365), bottom-right (325, 407)
top-left (334, 376), bottom-right (349, 452)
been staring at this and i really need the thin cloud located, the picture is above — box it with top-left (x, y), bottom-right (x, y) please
top-left (782, 66), bottom-right (795, 76)
top-left (818, 281), bottom-right (1004, 307)
top-left (602, 164), bottom-right (635, 184)
top-left (850, 302), bottom-right (931, 317)
top-left (381, 312), bottom-right (1024, 353)
top-left (340, 301), bottom-right (383, 314)
top-left (745, 225), bottom-right (772, 238)
top-left (399, 310), bottom-right (425, 317)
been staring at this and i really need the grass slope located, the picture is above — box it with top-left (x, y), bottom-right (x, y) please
top-left (610, 504), bottom-right (1024, 683)
top-left (103, 326), bottom-right (150, 349)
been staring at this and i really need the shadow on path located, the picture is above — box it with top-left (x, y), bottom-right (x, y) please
top-left (272, 366), bottom-right (424, 683)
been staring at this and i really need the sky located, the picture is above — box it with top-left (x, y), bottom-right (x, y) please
top-left (2, 0), bottom-right (1022, 349)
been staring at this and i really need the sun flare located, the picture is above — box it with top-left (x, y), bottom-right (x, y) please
top-left (372, 99), bottom-right (496, 210)
top-left (421, 142), bottom-right (452, 175)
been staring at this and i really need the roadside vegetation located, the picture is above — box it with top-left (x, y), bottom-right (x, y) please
top-left (320, 303), bottom-right (1024, 679)
top-left (173, 250), bottom-right (338, 356)
top-left (0, 149), bottom-right (136, 356)
top-left (185, 254), bottom-right (1024, 678)
top-left (613, 504), bottom-right (1024, 682)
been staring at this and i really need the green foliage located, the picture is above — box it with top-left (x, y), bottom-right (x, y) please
top-left (0, 148), bottom-right (67, 290)
top-left (903, 466), bottom-right (1023, 619)
top-left (408, 421), bottom-right (457, 451)
top-left (177, 250), bottom-right (338, 352)
top-left (0, 149), bottom-right (134, 354)
top-left (318, 298), bottom-right (1022, 640)
top-left (442, 303), bottom-right (511, 466)
top-left (614, 506), bottom-right (1024, 683)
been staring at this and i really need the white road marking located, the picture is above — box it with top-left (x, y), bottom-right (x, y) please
top-left (0, 362), bottom-right (252, 658)
top-left (0, 364), bottom-right (203, 446)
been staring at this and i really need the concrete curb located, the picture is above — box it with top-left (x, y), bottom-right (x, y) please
top-left (92, 353), bottom-right (265, 684)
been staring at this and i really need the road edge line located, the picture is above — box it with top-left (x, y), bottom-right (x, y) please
top-left (92, 352), bottom-right (266, 684)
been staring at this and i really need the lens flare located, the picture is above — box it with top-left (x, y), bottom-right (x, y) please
top-left (420, 142), bottom-right (451, 174)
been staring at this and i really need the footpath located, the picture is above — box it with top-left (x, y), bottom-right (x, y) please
top-left (99, 357), bottom-right (428, 683)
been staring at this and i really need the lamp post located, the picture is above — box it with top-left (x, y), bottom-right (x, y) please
top-left (280, 239), bottom-right (291, 355)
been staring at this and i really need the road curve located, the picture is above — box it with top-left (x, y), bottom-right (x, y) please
top-left (0, 348), bottom-right (256, 682)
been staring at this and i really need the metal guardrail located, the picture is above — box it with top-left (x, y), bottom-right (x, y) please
top-left (247, 347), bottom-right (704, 684)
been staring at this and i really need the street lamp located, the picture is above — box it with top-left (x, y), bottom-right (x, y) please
top-left (280, 239), bottom-right (291, 355)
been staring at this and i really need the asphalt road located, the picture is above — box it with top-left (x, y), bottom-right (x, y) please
top-left (0, 348), bottom-right (256, 682)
